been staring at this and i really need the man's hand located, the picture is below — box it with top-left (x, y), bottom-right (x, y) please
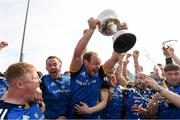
top-left (162, 47), bottom-right (174, 58)
top-left (74, 101), bottom-right (93, 114)
top-left (133, 50), bottom-right (139, 60)
top-left (0, 41), bottom-right (8, 49)
top-left (131, 104), bottom-right (148, 116)
top-left (88, 17), bottom-right (98, 30)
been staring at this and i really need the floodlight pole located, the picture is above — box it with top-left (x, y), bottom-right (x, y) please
top-left (19, 0), bottom-right (30, 62)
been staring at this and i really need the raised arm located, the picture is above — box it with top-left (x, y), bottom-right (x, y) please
top-left (103, 51), bottom-right (121, 74)
top-left (122, 55), bottom-right (133, 81)
top-left (169, 47), bottom-right (180, 65)
top-left (163, 47), bottom-right (180, 65)
top-left (115, 54), bottom-right (128, 87)
top-left (133, 50), bottom-right (142, 74)
top-left (70, 17), bottom-right (98, 72)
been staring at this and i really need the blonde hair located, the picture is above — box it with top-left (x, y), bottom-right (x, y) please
top-left (5, 62), bottom-right (36, 85)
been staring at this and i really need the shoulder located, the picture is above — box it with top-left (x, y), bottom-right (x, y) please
top-left (41, 75), bottom-right (50, 80)
top-left (61, 75), bottom-right (70, 80)
top-left (41, 75), bottom-right (54, 84)
top-left (0, 100), bottom-right (17, 108)
top-left (2, 103), bottom-right (44, 119)
top-left (60, 75), bottom-right (70, 85)
top-left (0, 78), bottom-right (8, 86)
top-left (70, 66), bottom-right (84, 79)
top-left (97, 65), bottom-right (107, 80)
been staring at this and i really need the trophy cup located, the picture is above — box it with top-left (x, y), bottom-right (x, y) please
top-left (97, 9), bottom-right (136, 53)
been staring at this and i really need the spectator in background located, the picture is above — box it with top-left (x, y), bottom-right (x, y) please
top-left (40, 56), bottom-right (70, 119)
top-left (0, 62), bottom-right (44, 119)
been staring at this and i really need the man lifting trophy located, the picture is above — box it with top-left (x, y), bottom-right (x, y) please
top-left (97, 9), bottom-right (136, 53)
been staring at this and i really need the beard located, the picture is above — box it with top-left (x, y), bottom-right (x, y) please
top-left (134, 81), bottom-right (146, 91)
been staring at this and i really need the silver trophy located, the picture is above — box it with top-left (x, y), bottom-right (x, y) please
top-left (97, 9), bottom-right (136, 53)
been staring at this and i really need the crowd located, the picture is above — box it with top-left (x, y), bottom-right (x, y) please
top-left (0, 17), bottom-right (180, 119)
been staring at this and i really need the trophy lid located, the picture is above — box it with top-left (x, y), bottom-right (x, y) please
top-left (97, 9), bottom-right (119, 22)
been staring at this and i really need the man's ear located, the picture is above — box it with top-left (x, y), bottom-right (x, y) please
top-left (83, 60), bottom-right (88, 66)
top-left (16, 80), bottom-right (24, 89)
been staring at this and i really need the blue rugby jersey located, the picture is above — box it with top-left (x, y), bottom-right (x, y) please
top-left (41, 75), bottom-right (70, 119)
top-left (0, 78), bottom-right (9, 98)
top-left (69, 65), bottom-right (106, 119)
top-left (100, 86), bottom-right (124, 119)
top-left (125, 88), bottom-right (150, 119)
top-left (157, 84), bottom-right (180, 119)
top-left (0, 100), bottom-right (44, 120)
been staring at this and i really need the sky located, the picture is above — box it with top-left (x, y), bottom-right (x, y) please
top-left (0, 0), bottom-right (180, 75)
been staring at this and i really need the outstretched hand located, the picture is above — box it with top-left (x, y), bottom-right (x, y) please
top-left (0, 41), bottom-right (8, 49)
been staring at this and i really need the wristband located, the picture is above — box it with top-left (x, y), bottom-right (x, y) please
top-left (165, 57), bottom-right (173, 64)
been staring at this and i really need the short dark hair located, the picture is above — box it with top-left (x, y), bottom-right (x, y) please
top-left (46, 56), bottom-right (62, 64)
top-left (164, 64), bottom-right (180, 72)
top-left (83, 51), bottom-right (97, 62)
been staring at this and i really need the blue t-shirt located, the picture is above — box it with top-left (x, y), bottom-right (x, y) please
top-left (41, 75), bottom-right (70, 119)
top-left (0, 78), bottom-right (9, 98)
top-left (0, 100), bottom-right (44, 120)
top-left (100, 86), bottom-right (124, 119)
top-left (125, 88), bottom-right (150, 119)
top-left (69, 65), bottom-right (107, 119)
top-left (157, 84), bottom-right (180, 119)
